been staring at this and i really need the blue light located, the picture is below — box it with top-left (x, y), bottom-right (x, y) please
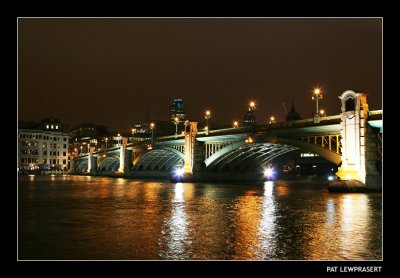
top-left (175, 168), bottom-right (184, 177)
top-left (328, 175), bottom-right (335, 181)
top-left (264, 167), bottom-right (274, 178)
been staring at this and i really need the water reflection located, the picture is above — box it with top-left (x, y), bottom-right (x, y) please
top-left (18, 176), bottom-right (382, 260)
top-left (256, 181), bottom-right (277, 259)
top-left (160, 183), bottom-right (191, 259)
top-left (339, 194), bottom-right (371, 260)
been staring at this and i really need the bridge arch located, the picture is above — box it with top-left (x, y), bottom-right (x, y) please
top-left (75, 160), bottom-right (88, 173)
top-left (97, 156), bottom-right (120, 173)
top-left (134, 147), bottom-right (184, 171)
top-left (205, 136), bottom-right (341, 172)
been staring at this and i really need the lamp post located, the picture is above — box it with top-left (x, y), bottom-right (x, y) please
top-left (205, 110), bottom-right (211, 135)
top-left (312, 88), bottom-right (323, 115)
top-left (80, 145), bottom-right (83, 155)
top-left (320, 109), bottom-right (325, 117)
top-left (117, 133), bottom-right (121, 146)
top-left (105, 137), bottom-right (108, 150)
top-left (150, 122), bottom-right (155, 143)
top-left (233, 121), bottom-right (238, 128)
top-left (131, 128), bottom-right (136, 142)
top-left (174, 117), bottom-right (179, 138)
top-left (249, 101), bottom-right (256, 111)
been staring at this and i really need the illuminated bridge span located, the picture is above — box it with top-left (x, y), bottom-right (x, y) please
top-left (71, 90), bottom-right (382, 188)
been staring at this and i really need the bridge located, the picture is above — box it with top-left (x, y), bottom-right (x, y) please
top-left (71, 90), bottom-right (382, 188)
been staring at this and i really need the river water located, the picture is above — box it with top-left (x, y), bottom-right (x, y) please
top-left (18, 175), bottom-right (382, 260)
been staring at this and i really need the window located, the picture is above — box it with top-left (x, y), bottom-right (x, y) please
top-left (57, 159), bottom-right (59, 164)
top-left (345, 97), bottom-right (355, 112)
top-left (43, 150), bottom-right (47, 155)
top-left (63, 159), bottom-right (66, 165)
top-left (57, 151), bottom-right (59, 156)
top-left (53, 143), bottom-right (57, 148)
top-left (46, 125), bottom-right (49, 129)
top-left (43, 143), bottom-right (47, 148)
top-left (51, 125), bottom-right (54, 129)
top-left (54, 137), bottom-right (57, 141)
top-left (63, 144), bottom-right (67, 149)
top-left (53, 159), bottom-right (56, 165)
top-left (63, 137), bottom-right (67, 141)
top-left (55, 125), bottom-right (59, 129)
top-left (21, 158), bottom-right (24, 163)
top-left (28, 158), bottom-right (31, 163)
top-left (63, 151), bottom-right (66, 156)
top-left (43, 158), bottom-right (47, 164)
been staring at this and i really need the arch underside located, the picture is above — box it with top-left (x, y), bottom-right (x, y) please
top-left (97, 156), bottom-right (120, 173)
top-left (75, 160), bottom-right (88, 173)
top-left (206, 137), bottom-right (341, 171)
top-left (134, 149), bottom-right (184, 171)
top-left (207, 143), bottom-right (299, 171)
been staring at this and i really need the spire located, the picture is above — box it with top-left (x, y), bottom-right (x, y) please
top-left (286, 98), bottom-right (302, 121)
top-left (290, 98), bottom-right (296, 112)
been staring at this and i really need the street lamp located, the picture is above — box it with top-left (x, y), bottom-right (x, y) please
top-left (205, 110), bottom-right (211, 135)
top-left (269, 116), bottom-right (275, 124)
top-left (312, 88), bottom-right (323, 115)
top-left (105, 138), bottom-right (108, 149)
top-left (150, 122), bottom-right (155, 143)
top-left (117, 133), bottom-right (121, 146)
top-left (233, 121), bottom-right (238, 128)
top-left (320, 109), bottom-right (325, 117)
top-left (249, 101), bottom-right (256, 111)
top-left (174, 117), bottom-right (179, 138)
top-left (80, 145), bottom-right (83, 155)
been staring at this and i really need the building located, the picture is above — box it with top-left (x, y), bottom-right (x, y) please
top-left (169, 99), bottom-right (186, 122)
top-left (18, 118), bottom-right (69, 172)
top-left (243, 110), bottom-right (256, 127)
top-left (69, 123), bottom-right (110, 155)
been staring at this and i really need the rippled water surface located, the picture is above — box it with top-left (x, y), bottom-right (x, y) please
top-left (18, 175), bottom-right (382, 260)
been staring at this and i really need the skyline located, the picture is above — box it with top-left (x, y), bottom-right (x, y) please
top-left (18, 18), bottom-right (382, 132)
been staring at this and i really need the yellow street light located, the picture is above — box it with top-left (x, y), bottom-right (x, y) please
top-left (312, 87), bottom-right (323, 114)
top-left (249, 101), bottom-right (256, 111)
top-left (269, 116), bottom-right (275, 124)
top-left (233, 121), bottom-right (238, 128)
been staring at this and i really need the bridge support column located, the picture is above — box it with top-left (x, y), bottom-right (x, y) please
top-left (124, 149), bottom-right (133, 176)
top-left (118, 138), bottom-right (128, 173)
top-left (365, 125), bottom-right (382, 189)
top-left (87, 147), bottom-right (94, 173)
top-left (90, 156), bottom-right (97, 175)
top-left (335, 90), bottom-right (379, 188)
top-left (70, 156), bottom-right (75, 174)
top-left (183, 120), bottom-right (198, 174)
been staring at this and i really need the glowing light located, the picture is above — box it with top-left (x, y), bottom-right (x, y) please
top-left (250, 101), bottom-right (255, 108)
top-left (328, 175), bottom-right (335, 181)
top-left (233, 121), bottom-right (238, 128)
top-left (314, 88), bottom-right (320, 95)
top-left (320, 109), bottom-right (325, 115)
top-left (345, 175), bottom-right (351, 180)
top-left (175, 168), bottom-right (184, 177)
top-left (174, 117), bottom-right (179, 123)
top-left (269, 116), bottom-right (276, 124)
top-left (150, 123), bottom-right (155, 129)
top-left (264, 167), bottom-right (274, 178)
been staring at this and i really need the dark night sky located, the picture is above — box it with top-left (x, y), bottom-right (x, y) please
top-left (18, 18), bottom-right (382, 133)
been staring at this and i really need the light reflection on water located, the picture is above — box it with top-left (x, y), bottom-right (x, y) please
top-left (18, 175), bottom-right (382, 260)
